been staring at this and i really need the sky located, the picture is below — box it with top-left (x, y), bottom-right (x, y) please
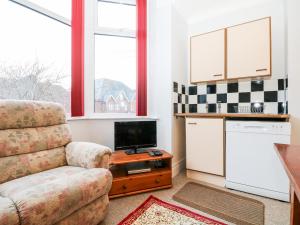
top-left (0, 0), bottom-right (136, 90)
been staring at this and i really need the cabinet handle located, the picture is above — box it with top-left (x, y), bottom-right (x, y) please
top-left (188, 122), bottom-right (197, 125)
top-left (122, 185), bottom-right (127, 190)
top-left (155, 179), bottom-right (160, 184)
top-left (213, 74), bottom-right (223, 77)
top-left (256, 68), bottom-right (267, 72)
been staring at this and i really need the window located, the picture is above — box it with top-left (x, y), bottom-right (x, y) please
top-left (0, 0), bottom-right (71, 113)
top-left (94, 0), bottom-right (136, 114)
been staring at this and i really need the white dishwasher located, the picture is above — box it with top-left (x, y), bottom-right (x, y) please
top-left (226, 121), bottom-right (291, 202)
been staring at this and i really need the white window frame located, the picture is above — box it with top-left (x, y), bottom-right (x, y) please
top-left (84, 0), bottom-right (138, 118)
top-left (100, 0), bottom-right (136, 5)
top-left (9, 0), bottom-right (71, 26)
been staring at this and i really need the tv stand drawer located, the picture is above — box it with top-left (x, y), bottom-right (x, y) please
top-left (109, 171), bottom-right (172, 197)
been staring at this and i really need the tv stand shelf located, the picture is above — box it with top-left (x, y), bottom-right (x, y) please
top-left (108, 150), bottom-right (173, 199)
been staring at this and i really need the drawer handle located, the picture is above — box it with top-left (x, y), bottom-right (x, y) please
top-left (256, 68), bottom-right (267, 72)
top-left (155, 179), bottom-right (160, 184)
top-left (122, 185), bottom-right (127, 190)
top-left (213, 74), bottom-right (223, 77)
top-left (188, 122), bottom-right (197, 125)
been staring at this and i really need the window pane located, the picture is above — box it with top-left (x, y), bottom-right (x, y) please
top-left (29, 0), bottom-right (71, 20)
top-left (95, 35), bottom-right (136, 113)
top-left (0, 1), bottom-right (71, 113)
top-left (98, 1), bottom-right (136, 30)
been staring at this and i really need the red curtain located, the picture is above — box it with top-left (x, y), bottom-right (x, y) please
top-left (71, 0), bottom-right (84, 117)
top-left (136, 0), bottom-right (147, 116)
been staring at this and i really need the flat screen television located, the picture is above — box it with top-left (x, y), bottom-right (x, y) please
top-left (114, 121), bottom-right (157, 154)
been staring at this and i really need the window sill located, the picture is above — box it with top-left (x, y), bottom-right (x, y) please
top-left (67, 114), bottom-right (158, 121)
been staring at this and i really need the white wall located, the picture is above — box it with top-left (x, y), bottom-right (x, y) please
top-left (147, 1), bottom-right (189, 175)
top-left (68, 118), bottom-right (157, 149)
top-left (188, 0), bottom-right (286, 81)
top-left (147, 0), bottom-right (173, 152)
top-left (171, 6), bottom-right (188, 175)
top-left (172, 8), bottom-right (188, 85)
top-left (287, 0), bottom-right (300, 144)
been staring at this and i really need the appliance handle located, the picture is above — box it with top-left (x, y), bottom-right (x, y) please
top-left (243, 125), bottom-right (266, 129)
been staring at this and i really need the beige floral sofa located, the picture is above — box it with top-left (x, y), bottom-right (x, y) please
top-left (0, 100), bottom-right (112, 225)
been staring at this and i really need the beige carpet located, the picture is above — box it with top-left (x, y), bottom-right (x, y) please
top-left (173, 182), bottom-right (264, 225)
top-left (100, 172), bottom-right (290, 225)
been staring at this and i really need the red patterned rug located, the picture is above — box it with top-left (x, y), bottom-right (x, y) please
top-left (118, 195), bottom-right (227, 225)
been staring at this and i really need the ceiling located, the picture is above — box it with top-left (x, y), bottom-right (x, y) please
top-left (173, 0), bottom-right (273, 23)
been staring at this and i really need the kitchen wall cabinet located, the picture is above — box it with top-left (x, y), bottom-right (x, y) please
top-left (190, 29), bottom-right (226, 83)
top-left (227, 17), bottom-right (271, 79)
top-left (189, 17), bottom-right (271, 83)
top-left (186, 118), bottom-right (224, 176)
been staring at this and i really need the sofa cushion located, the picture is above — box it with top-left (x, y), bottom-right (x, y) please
top-left (0, 147), bottom-right (67, 184)
top-left (0, 166), bottom-right (84, 195)
top-left (56, 194), bottom-right (109, 225)
top-left (0, 167), bottom-right (112, 225)
top-left (0, 100), bottom-right (66, 130)
top-left (0, 196), bottom-right (19, 225)
top-left (0, 124), bottom-right (72, 157)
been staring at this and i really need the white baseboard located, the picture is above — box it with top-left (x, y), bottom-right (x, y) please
top-left (172, 158), bottom-right (186, 177)
top-left (187, 170), bottom-right (225, 187)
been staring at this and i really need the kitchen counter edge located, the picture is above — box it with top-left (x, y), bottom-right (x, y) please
top-left (175, 113), bottom-right (290, 119)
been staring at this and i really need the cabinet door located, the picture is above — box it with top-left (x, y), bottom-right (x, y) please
top-left (186, 118), bottom-right (224, 176)
top-left (227, 17), bottom-right (271, 79)
top-left (190, 29), bottom-right (226, 83)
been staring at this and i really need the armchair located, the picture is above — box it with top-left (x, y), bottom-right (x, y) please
top-left (0, 100), bottom-right (112, 225)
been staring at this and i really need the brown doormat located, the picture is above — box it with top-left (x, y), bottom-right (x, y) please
top-left (173, 182), bottom-right (265, 225)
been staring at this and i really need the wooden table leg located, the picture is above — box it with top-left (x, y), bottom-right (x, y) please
top-left (291, 188), bottom-right (300, 225)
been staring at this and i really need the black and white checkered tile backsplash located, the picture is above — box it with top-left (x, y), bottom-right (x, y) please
top-left (173, 78), bottom-right (288, 114)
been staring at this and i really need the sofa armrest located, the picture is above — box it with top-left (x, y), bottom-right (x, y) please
top-left (66, 142), bottom-right (112, 169)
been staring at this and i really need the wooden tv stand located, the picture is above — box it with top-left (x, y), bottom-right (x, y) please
top-left (108, 150), bottom-right (173, 199)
